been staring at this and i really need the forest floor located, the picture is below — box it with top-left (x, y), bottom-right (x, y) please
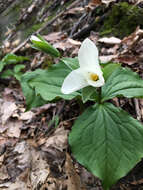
top-left (0, 0), bottom-right (143, 189)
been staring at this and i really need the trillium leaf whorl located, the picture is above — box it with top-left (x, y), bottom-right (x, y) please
top-left (61, 38), bottom-right (104, 94)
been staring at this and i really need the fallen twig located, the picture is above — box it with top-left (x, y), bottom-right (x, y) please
top-left (69, 13), bottom-right (87, 38)
top-left (134, 98), bottom-right (142, 121)
top-left (72, 11), bottom-right (109, 39)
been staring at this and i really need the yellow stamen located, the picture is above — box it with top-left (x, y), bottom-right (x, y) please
top-left (90, 73), bottom-right (99, 81)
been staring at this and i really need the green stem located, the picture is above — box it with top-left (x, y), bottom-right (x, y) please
top-left (77, 97), bottom-right (85, 113)
top-left (98, 87), bottom-right (102, 104)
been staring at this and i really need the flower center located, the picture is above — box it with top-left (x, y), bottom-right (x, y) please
top-left (90, 73), bottom-right (99, 81)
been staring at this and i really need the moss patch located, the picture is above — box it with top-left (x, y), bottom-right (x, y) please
top-left (100, 2), bottom-right (143, 38)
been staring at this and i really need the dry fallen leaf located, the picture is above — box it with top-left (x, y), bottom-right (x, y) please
top-left (54, 38), bottom-right (80, 52)
top-left (135, 0), bottom-right (143, 4)
top-left (99, 27), bottom-right (143, 65)
top-left (19, 111), bottom-right (35, 121)
top-left (121, 27), bottom-right (143, 51)
top-left (44, 32), bottom-right (67, 44)
top-left (86, 0), bottom-right (101, 10)
top-left (1, 101), bottom-right (17, 125)
top-left (67, 38), bottom-right (81, 46)
top-left (101, 0), bottom-right (116, 5)
top-left (42, 127), bottom-right (69, 151)
top-left (65, 153), bottom-right (87, 190)
top-left (30, 149), bottom-right (50, 189)
top-left (99, 55), bottom-right (117, 63)
top-left (6, 120), bottom-right (22, 138)
top-left (7, 181), bottom-right (29, 190)
top-left (13, 141), bottom-right (31, 171)
top-left (0, 165), bottom-right (9, 181)
top-left (111, 27), bottom-right (143, 64)
top-left (98, 37), bottom-right (121, 44)
top-left (89, 0), bottom-right (101, 5)
top-left (114, 55), bottom-right (138, 65)
top-left (64, 7), bottom-right (84, 15)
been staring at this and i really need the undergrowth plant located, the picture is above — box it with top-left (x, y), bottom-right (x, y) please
top-left (21, 35), bottom-right (143, 190)
top-left (0, 53), bottom-right (29, 81)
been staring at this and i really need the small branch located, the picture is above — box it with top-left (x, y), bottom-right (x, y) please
top-left (72, 21), bottom-right (96, 39)
top-left (134, 98), bottom-right (141, 121)
top-left (72, 12), bottom-right (109, 39)
top-left (69, 13), bottom-right (87, 38)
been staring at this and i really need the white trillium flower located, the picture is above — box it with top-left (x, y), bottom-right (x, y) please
top-left (30, 35), bottom-right (41, 42)
top-left (61, 38), bottom-right (105, 94)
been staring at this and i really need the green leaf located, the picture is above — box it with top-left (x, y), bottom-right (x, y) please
top-left (1, 69), bottom-right (14, 78)
top-left (21, 62), bottom-right (80, 109)
top-left (61, 57), bottom-right (79, 70)
top-left (48, 115), bottom-right (59, 128)
top-left (1, 65), bottom-right (25, 80)
top-left (102, 67), bottom-right (143, 102)
top-left (31, 35), bottom-right (60, 57)
top-left (102, 63), bottom-right (121, 81)
top-left (82, 86), bottom-right (99, 103)
top-left (20, 69), bottom-right (47, 110)
top-left (13, 65), bottom-right (25, 81)
top-left (14, 73), bottom-right (23, 81)
top-left (14, 64), bottom-right (25, 73)
top-left (0, 61), bottom-right (6, 72)
top-left (2, 53), bottom-right (29, 64)
top-left (69, 102), bottom-right (143, 190)
top-left (0, 54), bottom-right (28, 72)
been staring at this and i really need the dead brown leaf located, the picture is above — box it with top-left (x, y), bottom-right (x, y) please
top-left (44, 32), bottom-right (67, 44)
top-left (6, 181), bottom-right (29, 190)
top-left (99, 27), bottom-right (143, 64)
top-left (86, 0), bottom-right (101, 11)
top-left (13, 141), bottom-right (31, 170)
top-left (99, 55), bottom-right (118, 63)
top-left (3, 87), bottom-right (23, 102)
top-left (113, 27), bottom-right (143, 64)
top-left (98, 37), bottom-right (121, 44)
top-left (6, 120), bottom-right (22, 138)
top-left (135, 0), bottom-right (143, 4)
top-left (114, 55), bottom-right (138, 65)
top-left (131, 178), bottom-right (143, 185)
top-left (90, 0), bottom-right (102, 5)
top-left (0, 165), bottom-right (9, 181)
top-left (30, 149), bottom-right (50, 189)
top-left (1, 101), bottom-right (17, 125)
top-left (68, 38), bottom-right (81, 46)
top-left (54, 38), bottom-right (80, 54)
top-left (42, 127), bottom-right (69, 151)
top-left (101, 0), bottom-right (116, 5)
top-left (122, 27), bottom-right (143, 52)
top-left (19, 111), bottom-right (35, 121)
top-left (64, 7), bottom-right (84, 15)
top-left (65, 153), bottom-right (87, 190)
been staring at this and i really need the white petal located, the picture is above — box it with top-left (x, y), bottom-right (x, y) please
top-left (87, 74), bottom-right (105, 87)
top-left (78, 38), bottom-right (100, 70)
top-left (61, 68), bottom-right (88, 94)
top-left (30, 35), bottom-right (41, 42)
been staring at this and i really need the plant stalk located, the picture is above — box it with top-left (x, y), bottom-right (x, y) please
top-left (98, 87), bottom-right (102, 104)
